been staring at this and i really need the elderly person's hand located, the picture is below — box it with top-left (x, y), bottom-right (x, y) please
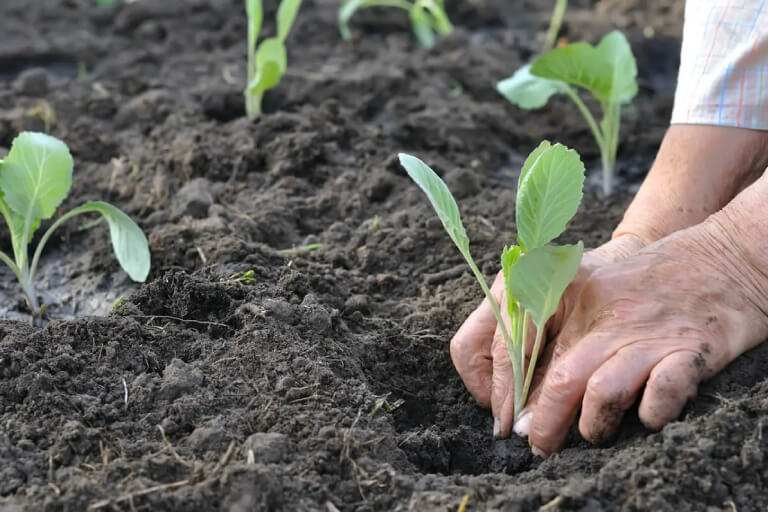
top-left (449, 125), bottom-right (768, 447)
top-left (521, 207), bottom-right (768, 455)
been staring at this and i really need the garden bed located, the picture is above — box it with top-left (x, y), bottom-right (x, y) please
top-left (2, 0), bottom-right (768, 510)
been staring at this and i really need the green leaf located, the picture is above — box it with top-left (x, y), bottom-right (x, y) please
top-left (505, 243), bottom-right (583, 327)
top-left (530, 42), bottom-right (614, 103)
top-left (516, 143), bottom-right (584, 251)
top-left (277, 0), bottom-right (303, 41)
top-left (65, 201), bottom-right (150, 282)
top-left (338, 0), bottom-right (367, 40)
top-left (0, 132), bottom-right (73, 243)
top-left (497, 65), bottom-right (568, 109)
top-left (597, 30), bottom-right (638, 103)
top-left (410, 4), bottom-right (436, 48)
top-left (398, 153), bottom-right (469, 254)
top-left (518, 140), bottom-right (551, 188)
top-left (246, 0), bottom-right (263, 52)
top-left (248, 38), bottom-right (287, 94)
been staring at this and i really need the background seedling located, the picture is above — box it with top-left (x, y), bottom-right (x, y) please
top-left (245, 0), bottom-right (303, 119)
top-left (497, 31), bottom-right (637, 196)
top-left (339, 0), bottom-right (452, 48)
top-left (399, 142), bottom-right (585, 419)
top-left (0, 132), bottom-right (151, 318)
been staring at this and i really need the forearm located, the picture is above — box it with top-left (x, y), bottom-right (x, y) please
top-left (614, 125), bottom-right (768, 245)
top-left (706, 171), bottom-right (768, 318)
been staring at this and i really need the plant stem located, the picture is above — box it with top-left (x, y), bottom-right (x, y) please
top-left (466, 258), bottom-right (524, 401)
top-left (564, 87), bottom-right (605, 151)
top-left (244, 91), bottom-right (262, 120)
top-left (601, 150), bottom-right (614, 197)
top-left (520, 322), bottom-right (546, 410)
top-left (514, 310), bottom-right (531, 419)
top-left (599, 102), bottom-right (621, 195)
top-left (544, 0), bottom-right (568, 51)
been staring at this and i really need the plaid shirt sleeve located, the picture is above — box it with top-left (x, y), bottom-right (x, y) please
top-left (671, 0), bottom-right (768, 129)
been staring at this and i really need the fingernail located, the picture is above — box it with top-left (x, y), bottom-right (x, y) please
top-left (513, 411), bottom-right (532, 438)
top-left (531, 445), bottom-right (547, 458)
top-left (493, 417), bottom-right (501, 438)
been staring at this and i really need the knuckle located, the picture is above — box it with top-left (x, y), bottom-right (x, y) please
top-left (585, 373), bottom-right (618, 404)
top-left (546, 362), bottom-right (577, 399)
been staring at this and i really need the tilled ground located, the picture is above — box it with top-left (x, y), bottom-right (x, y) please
top-left (2, 0), bottom-right (768, 510)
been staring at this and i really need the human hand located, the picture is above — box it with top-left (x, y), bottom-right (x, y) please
top-left (450, 234), bottom-right (646, 439)
top-left (520, 218), bottom-right (768, 457)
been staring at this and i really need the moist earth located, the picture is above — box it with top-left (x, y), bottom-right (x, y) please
top-left (2, 0), bottom-right (767, 511)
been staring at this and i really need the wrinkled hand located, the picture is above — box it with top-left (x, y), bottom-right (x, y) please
top-left (521, 218), bottom-right (768, 456)
top-left (450, 234), bottom-right (646, 439)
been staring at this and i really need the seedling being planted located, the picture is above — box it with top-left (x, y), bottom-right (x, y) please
top-left (399, 142), bottom-right (585, 419)
top-left (338, 0), bottom-right (452, 48)
top-left (244, 0), bottom-right (303, 119)
top-left (0, 132), bottom-right (150, 317)
top-left (497, 31), bottom-right (637, 195)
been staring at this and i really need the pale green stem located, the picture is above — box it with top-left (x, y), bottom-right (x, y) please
top-left (544, 0), bottom-right (568, 51)
top-left (28, 208), bottom-right (85, 284)
top-left (245, 90), bottom-right (263, 120)
top-left (563, 87), bottom-right (606, 151)
top-left (0, 249), bottom-right (22, 282)
top-left (520, 322), bottom-right (546, 410)
top-left (514, 310), bottom-right (531, 419)
top-left (466, 258), bottom-right (524, 397)
top-left (600, 102), bottom-right (621, 195)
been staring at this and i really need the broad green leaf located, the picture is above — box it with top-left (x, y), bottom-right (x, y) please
top-left (530, 42), bottom-right (613, 103)
top-left (248, 38), bottom-right (287, 94)
top-left (597, 30), bottom-right (638, 103)
top-left (516, 143), bottom-right (584, 251)
top-left (338, 0), bottom-right (367, 40)
top-left (518, 140), bottom-right (551, 188)
top-left (497, 65), bottom-right (568, 109)
top-left (65, 201), bottom-right (150, 282)
top-left (410, 5), bottom-right (436, 48)
top-left (0, 132), bottom-right (73, 221)
top-left (277, 0), bottom-right (303, 41)
top-left (246, 0), bottom-right (263, 53)
top-left (505, 243), bottom-right (583, 327)
top-left (398, 153), bottom-right (469, 253)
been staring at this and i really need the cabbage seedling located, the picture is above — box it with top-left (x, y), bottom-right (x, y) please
top-left (0, 132), bottom-right (150, 317)
top-left (244, 0), bottom-right (303, 119)
top-left (338, 0), bottom-right (452, 48)
top-left (497, 31), bottom-right (637, 195)
top-left (399, 142), bottom-right (585, 419)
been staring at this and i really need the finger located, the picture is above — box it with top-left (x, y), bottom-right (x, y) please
top-left (638, 350), bottom-right (702, 431)
top-left (528, 333), bottom-right (614, 457)
top-left (578, 346), bottom-right (660, 444)
top-left (450, 272), bottom-right (505, 407)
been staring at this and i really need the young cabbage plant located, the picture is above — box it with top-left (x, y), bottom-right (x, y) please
top-left (338, 0), bottom-right (452, 48)
top-left (399, 142), bottom-right (585, 419)
top-left (497, 30), bottom-right (637, 196)
top-left (0, 132), bottom-right (151, 317)
top-left (245, 0), bottom-right (303, 119)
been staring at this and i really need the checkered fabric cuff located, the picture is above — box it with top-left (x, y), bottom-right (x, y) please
top-left (671, 1), bottom-right (768, 130)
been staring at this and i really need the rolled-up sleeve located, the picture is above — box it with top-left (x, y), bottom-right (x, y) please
top-left (672, 1), bottom-right (768, 129)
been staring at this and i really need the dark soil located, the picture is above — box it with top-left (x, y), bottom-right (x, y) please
top-left (2, 0), bottom-right (767, 510)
